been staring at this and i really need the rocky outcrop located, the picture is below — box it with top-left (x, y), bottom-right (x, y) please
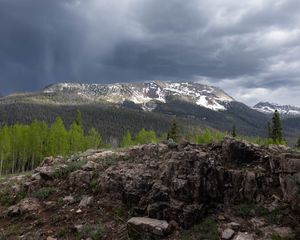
top-left (0, 138), bottom-right (299, 239)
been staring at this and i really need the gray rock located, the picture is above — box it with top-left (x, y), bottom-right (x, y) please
top-left (127, 217), bottom-right (169, 239)
top-left (7, 198), bottom-right (41, 216)
top-left (34, 166), bottom-right (55, 180)
top-left (79, 196), bottom-right (94, 208)
top-left (222, 228), bottom-right (235, 239)
top-left (233, 232), bottom-right (254, 240)
top-left (81, 161), bottom-right (98, 171)
top-left (69, 170), bottom-right (93, 187)
top-left (63, 196), bottom-right (75, 204)
top-left (272, 227), bottom-right (294, 238)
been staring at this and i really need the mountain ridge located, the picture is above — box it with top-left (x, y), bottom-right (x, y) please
top-left (253, 101), bottom-right (300, 116)
top-left (41, 81), bottom-right (234, 111)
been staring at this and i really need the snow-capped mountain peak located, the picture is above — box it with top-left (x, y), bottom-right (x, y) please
top-left (43, 81), bottom-right (234, 111)
top-left (253, 102), bottom-right (300, 116)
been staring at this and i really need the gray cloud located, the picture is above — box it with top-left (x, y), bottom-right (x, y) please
top-left (1, 0), bottom-right (300, 106)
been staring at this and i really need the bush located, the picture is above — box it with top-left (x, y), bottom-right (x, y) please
top-left (76, 224), bottom-right (106, 240)
top-left (194, 129), bottom-right (227, 144)
top-left (32, 187), bottom-right (56, 200)
top-left (54, 160), bottom-right (86, 178)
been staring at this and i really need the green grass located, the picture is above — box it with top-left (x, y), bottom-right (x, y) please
top-left (0, 187), bottom-right (27, 206)
top-left (193, 128), bottom-right (288, 146)
top-left (32, 187), bottom-right (56, 200)
top-left (271, 234), bottom-right (294, 240)
top-left (76, 224), bottom-right (106, 240)
top-left (233, 202), bottom-right (288, 224)
top-left (181, 217), bottom-right (218, 240)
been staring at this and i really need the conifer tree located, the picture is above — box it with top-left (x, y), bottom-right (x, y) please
top-left (167, 118), bottom-right (179, 142)
top-left (267, 121), bottom-right (272, 139)
top-left (271, 110), bottom-right (283, 143)
top-left (296, 135), bottom-right (300, 149)
top-left (75, 109), bottom-right (83, 127)
top-left (232, 125), bottom-right (237, 137)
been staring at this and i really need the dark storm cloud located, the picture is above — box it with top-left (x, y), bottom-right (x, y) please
top-left (1, 0), bottom-right (300, 105)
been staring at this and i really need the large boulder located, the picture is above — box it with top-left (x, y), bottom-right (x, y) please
top-left (127, 217), bottom-right (169, 239)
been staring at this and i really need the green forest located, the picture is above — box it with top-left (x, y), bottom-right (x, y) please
top-left (0, 111), bottom-right (102, 175)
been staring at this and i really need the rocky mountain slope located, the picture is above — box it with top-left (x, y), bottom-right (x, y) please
top-left (0, 138), bottom-right (299, 239)
top-left (253, 102), bottom-right (300, 117)
top-left (1, 81), bottom-right (234, 112)
top-left (42, 81), bottom-right (234, 111)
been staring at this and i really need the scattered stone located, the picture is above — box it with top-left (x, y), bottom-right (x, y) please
top-left (6, 198), bottom-right (41, 216)
top-left (222, 228), bottom-right (235, 239)
top-left (272, 226), bottom-right (294, 238)
top-left (79, 196), bottom-right (94, 208)
top-left (218, 215), bottom-right (226, 221)
top-left (69, 170), bottom-right (93, 187)
top-left (46, 237), bottom-right (57, 240)
top-left (63, 196), bottom-right (75, 204)
top-left (34, 166), bottom-right (55, 180)
top-left (250, 217), bottom-right (266, 228)
top-left (127, 217), bottom-right (169, 239)
top-left (74, 224), bottom-right (84, 233)
top-left (233, 232), bottom-right (254, 240)
top-left (81, 161), bottom-right (98, 171)
top-left (225, 222), bottom-right (241, 231)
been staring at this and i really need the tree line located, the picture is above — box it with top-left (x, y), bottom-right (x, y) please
top-left (0, 111), bottom-right (101, 175)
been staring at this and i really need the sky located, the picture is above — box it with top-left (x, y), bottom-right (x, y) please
top-left (1, 0), bottom-right (300, 106)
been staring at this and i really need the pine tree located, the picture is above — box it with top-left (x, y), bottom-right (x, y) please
top-left (267, 121), bottom-right (272, 139)
top-left (167, 119), bottom-right (179, 142)
top-left (296, 135), bottom-right (300, 149)
top-left (120, 131), bottom-right (134, 148)
top-left (75, 110), bottom-right (83, 127)
top-left (232, 125), bottom-right (237, 137)
top-left (271, 110), bottom-right (283, 143)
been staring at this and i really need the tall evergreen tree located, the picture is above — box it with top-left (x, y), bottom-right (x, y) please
top-left (271, 110), bottom-right (283, 143)
top-left (167, 118), bottom-right (179, 142)
top-left (232, 125), bottom-right (237, 137)
top-left (296, 135), bottom-right (300, 149)
top-left (75, 110), bottom-right (83, 127)
top-left (267, 121), bottom-right (272, 139)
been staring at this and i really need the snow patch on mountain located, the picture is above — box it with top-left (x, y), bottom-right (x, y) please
top-left (43, 81), bottom-right (234, 111)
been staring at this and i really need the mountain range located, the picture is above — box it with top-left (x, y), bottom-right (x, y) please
top-left (253, 102), bottom-right (300, 116)
top-left (0, 81), bottom-right (299, 145)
